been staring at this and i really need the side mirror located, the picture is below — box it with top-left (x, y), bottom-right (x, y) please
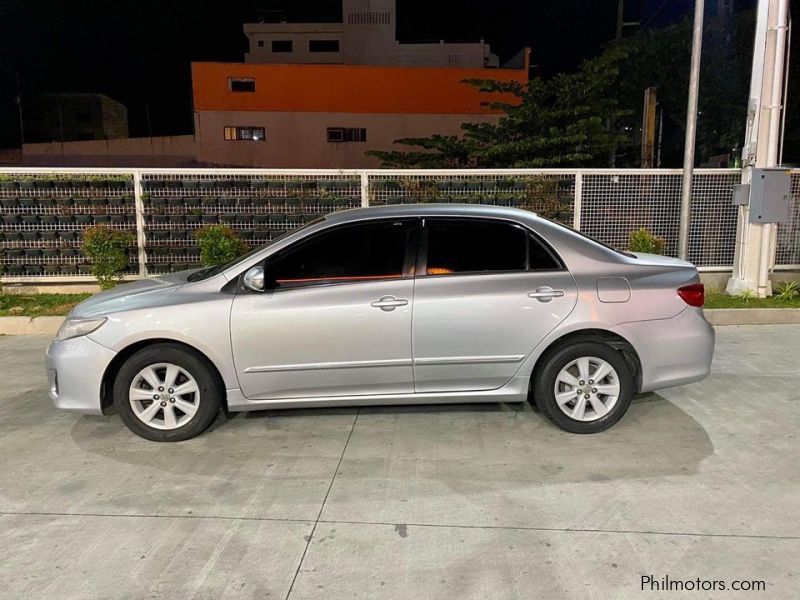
top-left (242, 265), bottom-right (265, 292)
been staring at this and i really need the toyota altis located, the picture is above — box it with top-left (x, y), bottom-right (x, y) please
top-left (46, 205), bottom-right (714, 441)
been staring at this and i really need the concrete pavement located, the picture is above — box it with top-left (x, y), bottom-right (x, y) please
top-left (0, 327), bottom-right (798, 599)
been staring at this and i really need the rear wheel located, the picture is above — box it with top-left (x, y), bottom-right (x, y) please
top-left (533, 341), bottom-right (634, 433)
top-left (114, 344), bottom-right (222, 442)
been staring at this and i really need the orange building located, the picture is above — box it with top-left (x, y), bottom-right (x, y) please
top-left (191, 58), bottom-right (529, 168)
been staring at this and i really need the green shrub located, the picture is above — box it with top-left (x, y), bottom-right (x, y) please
top-left (195, 225), bottom-right (248, 266)
top-left (628, 228), bottom-right (666, 255)
top-left (81, 226), bottom-right (135, 290)
top-left (774, 280), bottom-right (799, 301)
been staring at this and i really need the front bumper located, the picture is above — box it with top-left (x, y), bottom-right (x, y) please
top-left (45, 336), bottom-right (117, 415)
top-left (613, 307), bottom-right (715, 393)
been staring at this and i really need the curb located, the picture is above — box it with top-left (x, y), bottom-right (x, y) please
top-left (0, 316), bottom-right (64, 336)
top-left (704, 308), bottom-right (800, 326)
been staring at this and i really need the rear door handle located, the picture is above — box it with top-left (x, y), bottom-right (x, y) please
top-left (528, 287), bottom-right (565, 303)
top-left (371, 296), bottom-right (409, 311)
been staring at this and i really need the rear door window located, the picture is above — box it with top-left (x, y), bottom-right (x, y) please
top-left (425, 219), bottom-right (526, 275)
top-left (424, 219), bottom-right (561, 275)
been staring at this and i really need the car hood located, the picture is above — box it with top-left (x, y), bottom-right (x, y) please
top-left (70, 271), bottom-right (196, 318)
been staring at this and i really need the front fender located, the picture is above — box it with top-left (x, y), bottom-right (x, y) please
top-left (87, 297), bottom-right (238, 390)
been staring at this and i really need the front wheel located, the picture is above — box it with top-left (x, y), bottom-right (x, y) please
top-left (113, 344), bottom-right (222, 442)
top-left (533, 341), bottom-right (634, 434)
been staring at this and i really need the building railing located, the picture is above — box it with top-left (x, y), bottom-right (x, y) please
top-left (1, 167), bottom-right (798, 283)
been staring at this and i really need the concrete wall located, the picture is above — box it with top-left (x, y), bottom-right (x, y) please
top-left (244, 23), bottom-right (345, 64)
top-left (23, 135), bottom-right (198, 167)
top-left (191, 62), bottom-right (525, 115)
top-left (195, 110), bottom-right (498, 168)
top-left (0, 149), bottom-right (22, 166)
top-left (23, 93), bottom-right (129, 143)
top-left (244, 0), bottom-right (498, 68)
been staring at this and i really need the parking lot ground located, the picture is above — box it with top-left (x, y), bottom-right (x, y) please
top-left (0, 325), bottom-right (798, 599)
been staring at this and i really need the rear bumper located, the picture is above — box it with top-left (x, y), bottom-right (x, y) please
top-left (45, 336), bottom-right (117, 415)
top-left (613, 308), bottom-right (715, 393)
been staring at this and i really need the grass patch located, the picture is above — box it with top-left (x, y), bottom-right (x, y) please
top-left (0, 294), bottom-right (91, 317)
top-left (705, 292), bottom-right (800, 309)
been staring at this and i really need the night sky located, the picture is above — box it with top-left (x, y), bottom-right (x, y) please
top-left (0, 0), bottom-right (712, 148)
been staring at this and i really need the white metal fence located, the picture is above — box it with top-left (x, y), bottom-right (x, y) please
top-left (1, 167), bottom-right (798, 283)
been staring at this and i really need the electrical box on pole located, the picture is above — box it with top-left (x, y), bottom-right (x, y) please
top-left (732, 184), bottom-right (750, 206)
top-left (748, 168), bottom-right (791, 223)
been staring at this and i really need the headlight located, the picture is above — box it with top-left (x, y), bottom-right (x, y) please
top-left (55, 317), bottom-right (107, 341)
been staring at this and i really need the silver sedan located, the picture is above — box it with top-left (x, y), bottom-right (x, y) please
top-left (46, 205), bottom-right (715, 441)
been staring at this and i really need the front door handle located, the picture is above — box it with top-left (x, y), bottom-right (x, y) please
top-left (371, 296), bottom-right (409, 312)
top-left (528, 287), bottom-right (565, 303)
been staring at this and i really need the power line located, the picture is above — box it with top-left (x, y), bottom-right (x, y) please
top-left (643, 0), bottom-right (675, 28)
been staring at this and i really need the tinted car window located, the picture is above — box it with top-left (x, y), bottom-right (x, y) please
top-left (267, 221), bottom-right (410, 288)
top-left (425, 220), bottom-right (526, 275)
top-left (528, 234), bottom-right (562, 270)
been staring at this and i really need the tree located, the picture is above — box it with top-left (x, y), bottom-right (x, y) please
top-left (368, 45), bottom-right (632, 168)
top-left (368, 10), bottom-right (755, 169)
top-left (614, 10), bottom-right (752, 166)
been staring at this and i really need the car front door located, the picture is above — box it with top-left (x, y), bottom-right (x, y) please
top-left (231, 219), bottom-right (417, 400)
top-left (412, 217), bottom-right (577, 393)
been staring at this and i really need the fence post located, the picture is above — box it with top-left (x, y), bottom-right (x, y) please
top-left (132, 170), bottom-right (148, 277)
top-left (360, 171), bottom-right (370, 207)
top-left (573, 171), bottom-right (583, 231)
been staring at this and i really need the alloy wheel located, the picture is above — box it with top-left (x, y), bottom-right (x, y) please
top-left (128, 362), bottom-right (200, 430)
top-left (553, 356), bottom-right (620, 422)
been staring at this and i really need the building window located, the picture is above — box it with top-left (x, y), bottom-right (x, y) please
top-left (309, 39), bottom-right (340, 53)
top-left (272, 40), bottom-right (293, 53)
top-left (327, 128), bottom-right (367, 143)
top-left (229, 78), bottom-right (256, 93)
top-left (224, 126), bottom-right (266, 141)
top-left (257, 40), bottom-right (264, 47)
top-left (347, 12), bottom-right (391, 25)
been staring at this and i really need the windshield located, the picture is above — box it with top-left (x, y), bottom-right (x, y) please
top-left (186, 219), bottom-right (324, 282)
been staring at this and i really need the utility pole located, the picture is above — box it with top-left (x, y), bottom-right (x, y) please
top-left (145, 99), bottom-right (155, 162)
top-left (15, 72), bottom-right (25, 145)
top-left (641, 87), bottom-right (657, 168)
top-left (656, 108), bottom-right (664, 167)
top-left (57, 100), bottom-right (66, 167)
top-left (678, 0), bottom-right (705, 260)
top-left (727, 0), bottom-right (791, 297)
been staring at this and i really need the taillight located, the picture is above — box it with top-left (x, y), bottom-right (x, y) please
top-left (678, 283), bottom-right (705, 307)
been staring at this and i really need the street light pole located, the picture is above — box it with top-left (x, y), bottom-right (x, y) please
top-left (678, 0), bottom-right (705, 260)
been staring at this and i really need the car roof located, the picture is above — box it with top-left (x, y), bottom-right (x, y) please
top-left (323, 203), bottom-right (540, 225)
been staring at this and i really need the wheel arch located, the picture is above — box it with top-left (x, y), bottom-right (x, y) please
top-left (528, 328), bottom-right (642, 398)
top-left (100, 338), bottom-right (228, 414)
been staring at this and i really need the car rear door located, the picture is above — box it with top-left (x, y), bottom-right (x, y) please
top-left (411, 217), bottom-right (577, 393)
top-left (231, 219), bottom-right (417, 400)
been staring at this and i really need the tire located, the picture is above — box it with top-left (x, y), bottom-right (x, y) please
top-left (113, 343), bottom-right (223, 442)
top-left (533, 341), bottom-right (634, 434)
